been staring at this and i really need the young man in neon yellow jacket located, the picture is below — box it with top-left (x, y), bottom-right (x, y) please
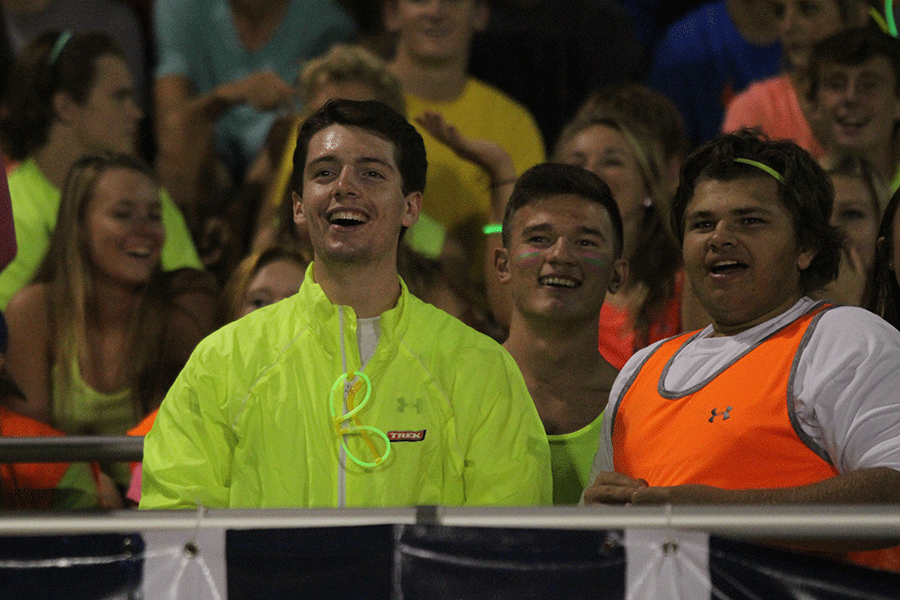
top-left (140, 99), bottom-right (552, 508)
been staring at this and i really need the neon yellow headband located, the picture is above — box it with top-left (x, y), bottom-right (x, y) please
top-left (49, 30), bottom-right (73, 65)
top-left (734, 158), bottom-right (784, 184)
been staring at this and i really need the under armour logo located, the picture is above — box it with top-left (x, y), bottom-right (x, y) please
top-left (709, 407), bottom-right (733, 423)
top-left (396, 398), bottom-right (423, 413)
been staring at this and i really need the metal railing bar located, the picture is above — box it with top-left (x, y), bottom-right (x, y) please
top-left (0, 436), bottom-right (143, 463)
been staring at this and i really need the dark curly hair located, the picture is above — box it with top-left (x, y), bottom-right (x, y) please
top-left (671, 129), bottom-right (843, 294)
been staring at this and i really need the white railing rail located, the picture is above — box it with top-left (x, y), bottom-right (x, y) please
top-left (0, 505), bottom-right (898, 541)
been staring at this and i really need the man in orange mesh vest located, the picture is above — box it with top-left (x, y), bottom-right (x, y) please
top-left (583, 129), bottom-right (900, 571)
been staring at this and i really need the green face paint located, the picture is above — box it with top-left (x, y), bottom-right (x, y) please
top-left (513, 251), bottom-right (542, 264)
top-left (583, 256), bottom-right (607, 268)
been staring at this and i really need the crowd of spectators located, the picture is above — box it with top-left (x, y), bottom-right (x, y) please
top-left (0, 0), bottom-right (898, 573)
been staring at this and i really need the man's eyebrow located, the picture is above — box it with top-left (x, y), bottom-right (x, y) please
top-left (306, 155), bottom-right (336, 170)
top-left (520, 223), bottom-right (553, 235)
top-left (356, 156), bottom-right (397, 171)
top-left (685, 206), bottom-right (776, 220)
top-left (519, 223), bottom-right (606, 238)
top-left (306, 155), bottom-right (396, 171)
top-left (684, 209), bottom-right (714, 221)
top-left (732, 206), bottom-right (776, 216)
top-left (576, 225), bottom-right (606, 238)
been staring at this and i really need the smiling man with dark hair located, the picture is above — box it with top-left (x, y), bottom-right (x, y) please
top-left (497, 162), bottom-right (627, 505)
top-left (141, 99), bottom-right (551, 510)
top-left (584, 130), bottom-right (900, 571)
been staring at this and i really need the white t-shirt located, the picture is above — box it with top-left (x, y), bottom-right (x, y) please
top-left (357, 316), bottom-right (380, 369)
top-left (593, 297), bottom-right (900, 479)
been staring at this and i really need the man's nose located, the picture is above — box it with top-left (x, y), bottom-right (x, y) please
top-left (708, 221), bottom-right (736, 248)
top-left (547, 238), bottom-right (577, 263)
top-left (332, 167), bottom-right (357, 197)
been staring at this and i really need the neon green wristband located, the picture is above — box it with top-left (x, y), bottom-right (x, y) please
top-left (482, 223), bottom-right (502, 235)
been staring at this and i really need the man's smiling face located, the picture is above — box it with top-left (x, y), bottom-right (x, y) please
top-left (816, 56), bottom-right (900, 156)
top-left (497, 193), bottom-right (626, 323)
top-left (682, 176), bottom-right (817, 335)
top-left (294, 124), bottom-right (421, 268)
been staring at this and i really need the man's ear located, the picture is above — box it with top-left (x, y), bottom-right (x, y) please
top-left (53, 91), bottom-right (77, 124)
top-left (608, 258), bottom-right (628, 294)
top-left (797, 246), bottom-right (817, 271)
top-left (293, 191), bottom-right (305, 226)
top-left (495, 246), bottom-right (511, 284)
top-left (402, 191), bottom-right (422, 228)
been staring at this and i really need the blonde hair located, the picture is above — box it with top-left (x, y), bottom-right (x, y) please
top-left (34, 153), bottom-right (161, 420)
top-left (823, 153), bottom-right (890, 217)
top-left (300, 44), bottom-right (406, 116)
top-left (554, 86), bottom-right (683, 346)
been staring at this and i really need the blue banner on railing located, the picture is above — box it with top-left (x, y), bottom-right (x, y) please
top-left (1, 525), bottom-right (898, 599)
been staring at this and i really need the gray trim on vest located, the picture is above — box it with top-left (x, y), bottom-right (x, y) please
top-left (608, 333), bottom-right (701, 440)
top-left (656, 301), bottom-right (830, 399)
top-left (787, 303), bottom-right (840, 466)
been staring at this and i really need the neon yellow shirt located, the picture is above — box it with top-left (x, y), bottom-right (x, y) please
top-left (141, 266), bottom-right (552, 509)
top-left (548, 411), bottom-right (603, 505)
top-left (0, 158), bottom-right (201, 309)
top-left (51, 356), bottom-right (137, 487)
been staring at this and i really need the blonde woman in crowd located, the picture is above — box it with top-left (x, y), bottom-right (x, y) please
top-left (126, 243), bottom-right (306, 506)
top-left (816, 156), bottom-right (888, 305)
top-left (554, 86), bottom-right (685, 368)
top-left (220, 246), bottom-right (309, 323)
top-left (4, 153), bottom-right (216, 503)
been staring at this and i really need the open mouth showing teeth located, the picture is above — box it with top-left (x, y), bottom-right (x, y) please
top-left (328, 211), bottom-right (368, 226)
top-left (709, 261), bottom-right (747, 275)
top-left (540, 276), bottom-right (580, 288)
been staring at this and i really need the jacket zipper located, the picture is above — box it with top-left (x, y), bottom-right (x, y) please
top-left (337, 306), bottom-right (348, 507)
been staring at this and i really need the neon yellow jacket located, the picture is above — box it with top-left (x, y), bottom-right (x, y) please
top-left (140, 268), bottom-right (552, 509)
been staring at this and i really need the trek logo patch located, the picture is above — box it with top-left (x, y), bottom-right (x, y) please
top-left (387, 430), bottom-right (426, 442)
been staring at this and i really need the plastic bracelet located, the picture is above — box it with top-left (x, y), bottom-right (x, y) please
top-left (887, 0), bottom-right (897, 36)
top-left (482, 223), bottom-right (503, 235)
